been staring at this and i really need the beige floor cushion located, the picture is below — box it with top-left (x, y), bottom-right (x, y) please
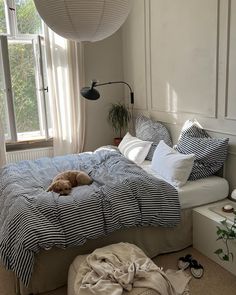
top-left (68, 254), bottom-right (159, 295)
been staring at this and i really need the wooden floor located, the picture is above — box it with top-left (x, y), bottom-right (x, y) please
top-left (42, 247), bottom-right (236, 295)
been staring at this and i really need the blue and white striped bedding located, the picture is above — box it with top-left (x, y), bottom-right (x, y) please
top-left (0, 146), bottom-right (180, 286)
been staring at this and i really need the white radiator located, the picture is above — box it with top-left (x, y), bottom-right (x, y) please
top-left (6, 147), bottom-right (53, 164)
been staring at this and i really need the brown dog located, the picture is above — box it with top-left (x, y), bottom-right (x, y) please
top-left (47, 170), bottom-right (93, 195)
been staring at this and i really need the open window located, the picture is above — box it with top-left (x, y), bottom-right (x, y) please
top-left (0, 0), bottom-right (52, 143)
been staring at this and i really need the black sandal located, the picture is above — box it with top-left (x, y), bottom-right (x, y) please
top-left (190, 259), bottom-right (204, 279)
top-left (178, 254), bottom-right (192, 270)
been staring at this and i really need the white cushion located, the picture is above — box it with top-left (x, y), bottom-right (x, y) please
top-left (118, 133), bottom-right (152, 165)
top-left (151, 140), bottom-right (195, 187)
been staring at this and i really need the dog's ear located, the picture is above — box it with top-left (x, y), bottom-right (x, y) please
top-left (46, 184), bottom-right (53, 192)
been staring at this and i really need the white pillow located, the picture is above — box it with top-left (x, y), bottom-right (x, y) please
top-left (151, 140), bottom-right (195, 187)
top-left (118, 132), bottom-right (152, 165)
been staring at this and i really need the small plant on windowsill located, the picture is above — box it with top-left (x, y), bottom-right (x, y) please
top-left (107, 102), bottom-right (131, 146)
top-left (215, 211), bottom-right (236, 261)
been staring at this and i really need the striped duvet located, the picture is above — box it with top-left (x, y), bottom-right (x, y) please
top-left (0, 146), bottom-right (180, 286)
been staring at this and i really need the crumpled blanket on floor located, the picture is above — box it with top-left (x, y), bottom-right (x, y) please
top-left (74, 243), bottom-right (191, 295)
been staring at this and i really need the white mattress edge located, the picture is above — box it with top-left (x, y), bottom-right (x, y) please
top-left (139, 161), bottom-right (229, 209)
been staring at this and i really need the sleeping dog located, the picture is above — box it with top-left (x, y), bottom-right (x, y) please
top-left (47, 170), bottom-right (93, 195)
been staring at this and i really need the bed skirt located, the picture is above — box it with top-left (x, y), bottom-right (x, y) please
top-left (0, 209), bottom-right (192, 295)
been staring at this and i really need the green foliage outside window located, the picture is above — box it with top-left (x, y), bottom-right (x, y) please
top-left (0, 0), bottom-right (6, 34)
top-left (0, 67), bottom-right (8, 135)
top-left (9, 43), bottom-right (40, 132)
top-left (16, 0), bottom-right (42, 34)
top-left (0, 0), bottom-right (45, 137)
top-left (0, 0), bottom-right (7, 131)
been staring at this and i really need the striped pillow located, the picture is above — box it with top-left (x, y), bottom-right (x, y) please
top-left (135, 115), bottom-right (172, 160)
top-left (176, 120), bottom-right (229, 180)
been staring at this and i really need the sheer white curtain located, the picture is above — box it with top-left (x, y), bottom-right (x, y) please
top-left (44, 26), bottom-right (85, 156)
top-left (0, 120), bottom-right (6, 167)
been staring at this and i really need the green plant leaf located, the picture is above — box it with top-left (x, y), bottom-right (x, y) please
top-left (221, 230), bottom-right (229, 238)
top-left (229, 230), bottom-right (236, 238)
top-left (214, 249), bottom-right (223, 255)
top-left (223, 255), bottom-right (229, 261)
top-left (216, 227), bottom-right (223, 235)
top-left (215, 211), bottom-right (236, 263)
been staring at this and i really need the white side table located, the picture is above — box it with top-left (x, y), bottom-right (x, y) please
top-left (193, 199), bottom-right (236, 276)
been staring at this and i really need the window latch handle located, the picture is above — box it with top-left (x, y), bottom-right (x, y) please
top-left (44, 86), bottom-right (48, 93)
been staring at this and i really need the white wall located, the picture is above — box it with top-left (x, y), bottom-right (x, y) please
top-left (122, 0), bottom-right (236, 191)
top-left (83, 29), bottom-right (124, 151)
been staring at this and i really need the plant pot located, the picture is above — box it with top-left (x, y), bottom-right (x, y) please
top-left (114, 137), bottom-right (122, 146)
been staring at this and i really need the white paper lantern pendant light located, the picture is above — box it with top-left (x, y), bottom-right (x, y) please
top-left (34, 0), bottom-right (133, 42)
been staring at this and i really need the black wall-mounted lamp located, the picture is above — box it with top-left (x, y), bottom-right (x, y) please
top-left (80, 80), bottom-right (134, 104)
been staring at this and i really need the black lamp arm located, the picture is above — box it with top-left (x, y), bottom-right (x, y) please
top-left (92, 81), bottom-right (134, 104)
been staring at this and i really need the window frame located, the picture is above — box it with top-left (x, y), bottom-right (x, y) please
top-left (0, 0), bottom-right (51, 147)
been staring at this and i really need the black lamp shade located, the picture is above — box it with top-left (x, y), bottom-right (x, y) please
top-left (80, 87), bottom-right (100, 100)
top-left (80, 80), bottom-right (134, 104)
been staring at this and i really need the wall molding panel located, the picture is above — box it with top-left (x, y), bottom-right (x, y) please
top-left (224, 0), bottom-right (236, 121)
top-left (123, 0), bottom-right (236, 132)
top-left (122, 0), bottom-right (148, 111)
top-left (149, 0), bottom-right (219, 118)
top-left (123, 0), bottom-right (236, 189)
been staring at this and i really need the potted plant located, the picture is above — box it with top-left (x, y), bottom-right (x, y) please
top-left (107, 102), bottom-right (131, 146)
top-left (215, 211), bottom-right (236, 261)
